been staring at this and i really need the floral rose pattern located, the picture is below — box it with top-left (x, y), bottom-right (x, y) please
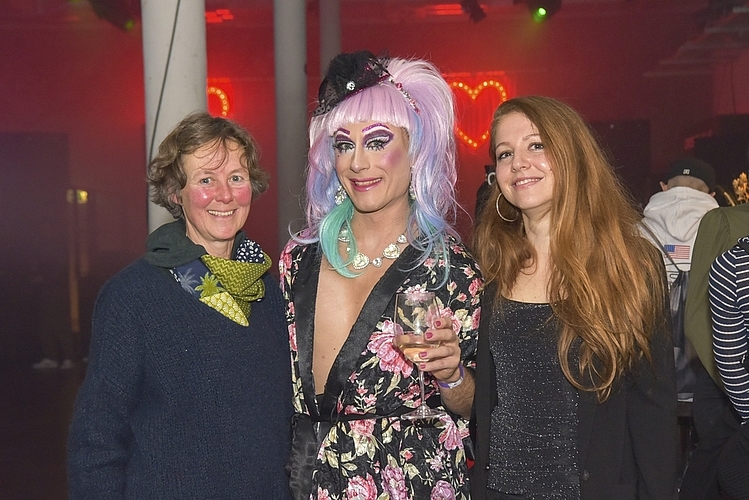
top-left (280, 239), bottom-right (482, 500)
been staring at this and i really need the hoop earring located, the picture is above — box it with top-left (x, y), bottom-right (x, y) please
top-left (495, 192), bottom-right (518, 223)
top-left (335, 185), bottom-right (348, 206)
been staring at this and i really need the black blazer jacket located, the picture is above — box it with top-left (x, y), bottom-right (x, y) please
top-left (471, 290), bottom-right (679, 500)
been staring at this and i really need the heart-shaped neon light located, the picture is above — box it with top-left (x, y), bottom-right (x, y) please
top-left (450, 79), bottom-right (508, 149)
top-left (208, 78), bottom-right (233, 117)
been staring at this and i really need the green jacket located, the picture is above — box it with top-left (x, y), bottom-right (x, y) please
top-left (684, 203), bottom-right (749, 387)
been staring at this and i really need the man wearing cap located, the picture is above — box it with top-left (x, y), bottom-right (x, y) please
top-left (640, 157), bottom-right (718, 401)
top-left (641, 157), bottom-right (721, 497)
top-left (642, 157), bottom-right (718, 284)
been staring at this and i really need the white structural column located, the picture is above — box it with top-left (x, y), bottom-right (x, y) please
top-left (319, 0), bottom-right (341, 76)
top-left (141, 0), bottom-right (207, 233)
top-left (274, 0), bottom-right (308, 250)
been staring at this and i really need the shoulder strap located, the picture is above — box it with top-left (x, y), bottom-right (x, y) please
top-left (641, 223), bottom-right (681, 270)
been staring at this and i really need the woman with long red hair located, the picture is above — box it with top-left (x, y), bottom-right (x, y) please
top-left (470, 96), bottom-right (678, 499)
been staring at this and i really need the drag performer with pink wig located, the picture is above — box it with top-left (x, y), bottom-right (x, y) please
top-left (280, 51), bottom-right (482, 500)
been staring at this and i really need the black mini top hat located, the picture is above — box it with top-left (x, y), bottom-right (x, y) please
top-left (312, 51), bottom-right (390, 117)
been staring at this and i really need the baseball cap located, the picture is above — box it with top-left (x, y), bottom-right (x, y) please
top-left (667, 157), bottom-right (716, 191)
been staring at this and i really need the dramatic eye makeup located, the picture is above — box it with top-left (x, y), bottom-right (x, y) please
top-left (362, 123), bottom-right (394, 151)
top-left (332, 127), bottom-right (353, 154)
top-left (332, 124), bottom-right (395, 153)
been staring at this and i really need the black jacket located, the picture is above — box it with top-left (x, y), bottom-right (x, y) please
top-left (471, 290), bottom-right (679, 500)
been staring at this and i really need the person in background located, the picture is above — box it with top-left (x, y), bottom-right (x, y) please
top-left (470, 95), bottom-right (679, 500)
top-left (680, 203), bottom-right (749, 500)
top-left (640, 157), bottom-right (718, 414)
top-left (280, 51), bottom-right (481, 500)
top-left (475, 164), bottom-right (496, 221)
top-left (641, 157), bottom-right (717, 285)
top-left (708, 237), bottom-right (749, 499)
top-left (67, 111), bottom-right (292, 499)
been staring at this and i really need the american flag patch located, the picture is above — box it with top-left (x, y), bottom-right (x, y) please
top-left (664, 244), bottom-right (690, 259)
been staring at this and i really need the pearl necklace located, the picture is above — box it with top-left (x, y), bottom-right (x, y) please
top-left (338, 228), bottom-right (407, 270)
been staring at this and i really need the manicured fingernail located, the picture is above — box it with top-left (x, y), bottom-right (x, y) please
top-left (420, 351), bottom-right (428, 358)
top-left (425, 332), bottom-right (433, 340)
top-left (434, 319), bottom-right (442, 328)
top-left (419, 364), bottom-right (427, 370)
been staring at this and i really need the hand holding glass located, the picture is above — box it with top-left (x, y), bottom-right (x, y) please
top-left (393, 291), bottom-right (447, 420)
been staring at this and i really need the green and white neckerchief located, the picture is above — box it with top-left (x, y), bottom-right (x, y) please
top-left (172, 239), bottom-right (271, 326)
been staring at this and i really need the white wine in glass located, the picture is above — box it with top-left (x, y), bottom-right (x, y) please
top-left (393, 291), bottom-right (447, 420)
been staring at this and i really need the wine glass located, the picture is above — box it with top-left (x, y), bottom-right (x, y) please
top-left (393, 290), bottom-right (448, 420)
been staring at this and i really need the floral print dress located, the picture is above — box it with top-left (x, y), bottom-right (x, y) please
top-left (280, 239), bottom-right (482, 500)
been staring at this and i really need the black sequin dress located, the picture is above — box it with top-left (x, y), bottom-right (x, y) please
top-left (487, 299), bottom-right (581, 500)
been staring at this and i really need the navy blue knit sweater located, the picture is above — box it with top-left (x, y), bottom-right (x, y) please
top-left (67, 258), bottom-right (293, 499)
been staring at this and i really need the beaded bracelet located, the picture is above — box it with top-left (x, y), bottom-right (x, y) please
top-left (437, 363), bottom-right (465, 389)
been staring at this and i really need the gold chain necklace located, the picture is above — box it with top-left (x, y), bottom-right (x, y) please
top-left (338, 228), bottom-right (407, 270)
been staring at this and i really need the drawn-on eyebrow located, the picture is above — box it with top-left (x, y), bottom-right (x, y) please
top-left (333, 128), bottom-right (352, 142)
top-left (362, 123), bottom-right (391, 133)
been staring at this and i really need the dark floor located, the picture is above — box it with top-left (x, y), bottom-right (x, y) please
top-left (0, 266), bottom-right (103, 499)
top-left (0, 353), bottom-right (84, 500)
top-left (0, 266), bottom-right (160, 498)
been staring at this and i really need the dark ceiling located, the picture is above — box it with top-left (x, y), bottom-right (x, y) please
top-left (650, 3), bottom-right (749, 75)
top-left (4, 0), bottom-right (749, 75)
